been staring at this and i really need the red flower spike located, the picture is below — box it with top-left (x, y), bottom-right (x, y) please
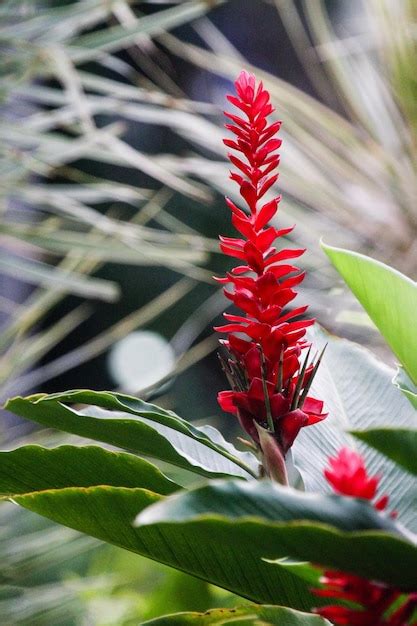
top-left (215, 70), bottom-right (326, 465)
top-left (324, 447), bottom-right (382, 501)
top-left (314, 449), bottom-right (416, 626)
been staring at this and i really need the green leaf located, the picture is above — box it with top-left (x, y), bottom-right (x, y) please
top-left (0, 445), bottom-right (179, 496)
top-left (321, 242), bottom-right (417, 385)
top-left (6, 449), bottom-right (413, 606)
top-left (137, 479), bottom-right (406, 536)
top-left (142, 605), bottom-right (331, 625)
top-left (135, 479), bottom-right (417, 591)
top-left (393, 366), bottom-right (417, 409)
top-left (4, 391), bottom-right (257, 480)
top-left (11, 486), bottom-right (162, 552)
top-left (265, 561), bottom-right (322, 587)
top-left (7, 484), bottom-right (316, 609)
top-left (351, 429), bottom-right (417, 476)
top-left (293, 327), bottom-right (417, 531)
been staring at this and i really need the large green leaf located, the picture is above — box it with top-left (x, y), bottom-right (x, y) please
top-left (137, 479), bottom-right (407, 536)
top-left (5, 484), bottom-right (317, 609)
top-left (321, 242), bottom-right (417, 384)
top-left (0, 448), bottom-right (314, 611)
top-left (0, 445), bottom-right (179, 496)
top-left (142, 605), bottom-right (331, 625)
top-left (5, 459), bottom-right (415, 606)
top-left (136, 479), bottom-right (417, 590)
top-left (293, 327), bottom-right (417, 530)
top-left (5, 391), bottom-right (257, 480)
top-left (351, 429), bottom-right (417, 476)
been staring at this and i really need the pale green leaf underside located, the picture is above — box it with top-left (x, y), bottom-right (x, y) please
top-left (393, 366), bottom-right (417, 409)
top-left (294, 327), bottom-right (417, 531)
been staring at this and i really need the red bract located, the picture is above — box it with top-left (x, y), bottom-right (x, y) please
top-left (325, 447), bottom-right (390, 511)
top-left (216, 70), bottom-right (326, 459)
top-left (315, 448), bottom-right (417, 625)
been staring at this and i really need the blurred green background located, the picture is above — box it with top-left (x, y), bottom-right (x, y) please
top-left (1, 0), bottom-right (416, 623)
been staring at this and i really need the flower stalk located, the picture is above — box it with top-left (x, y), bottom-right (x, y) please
top-left (215, 70), bottom-right (327, 477)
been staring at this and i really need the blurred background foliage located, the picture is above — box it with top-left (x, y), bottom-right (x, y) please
top-left (1, 0), bottom-right (416, 622)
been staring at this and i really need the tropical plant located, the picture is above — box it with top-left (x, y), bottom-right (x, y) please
top-left (1, 2), bottom-right (229, 623)
top-left (2, 70), bottom-right (417, 625)
top-left (322, 241), bottom-right (417, 471)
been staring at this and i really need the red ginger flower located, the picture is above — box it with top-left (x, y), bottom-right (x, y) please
top-left (325, 447), bottom-right (390, 511)
top-left (215, 71), bottom-right (326, 459)
top-left (315, 448), bottom-right (417, 625)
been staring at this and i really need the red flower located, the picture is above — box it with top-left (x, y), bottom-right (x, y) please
top-left (325, 447), bottom-right (390, 511)
top-left (314, 449), bottom-right (417, 625)
top-left (215, 71), bottom-right (326, 459)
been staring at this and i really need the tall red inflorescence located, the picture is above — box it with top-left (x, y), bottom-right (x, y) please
top-left (314, 448), bottom-right (417, 625)
top-left (215, 70), bottom-right (326, 468)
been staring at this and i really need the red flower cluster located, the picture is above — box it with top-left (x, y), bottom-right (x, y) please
top-left (216, 71), bottom-right (326, 457)
top-left (325, 447), bottom-right (390, 511)
top-left (315, 448), bottom-right (417, 625)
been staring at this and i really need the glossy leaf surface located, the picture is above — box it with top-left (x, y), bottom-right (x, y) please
top-left (5, 391), bottom-right (257, 479)
top-left (293, 327), bottom-right (417, 530)
top-left (4, 484), bottom-right (315, 609)
top-left (0, 445), bottom-right (179, 496)
top-left (136, 479), bottom-right (417, 590)
top-left (321, 242), bottom-right (417, 384)
top-left (351, 429), bottom-right (417, 476)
